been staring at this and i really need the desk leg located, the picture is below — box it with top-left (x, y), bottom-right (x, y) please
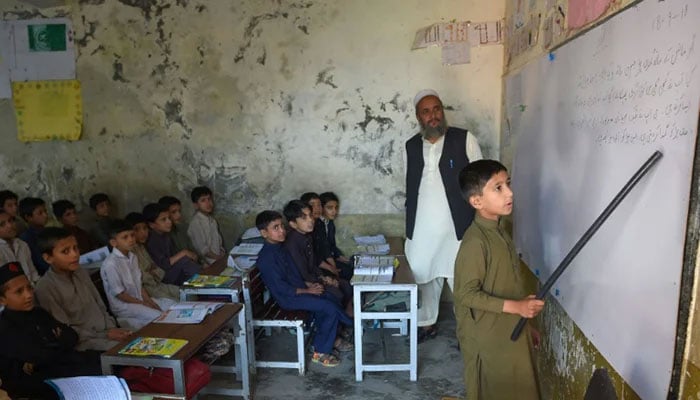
top-left (353, 285), bottom-right (363, 382)
top-left (409, 285), bottom-right (418, 381)
top-left (100, 357), bottom-right (113, 376)
top-left (173, 360), bottom-right (186, 395)
top-left (234, 305), bottom-right (251, 400)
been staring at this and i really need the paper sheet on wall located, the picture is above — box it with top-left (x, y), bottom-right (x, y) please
top-left (412, 21), bottom-right (469, 49)
top-left (9, 18), bottom-right (75, 81)
top-left (568, 0), bottom-right (612, 28)
top-left (12, 80), bottom-right (82, 142)
top-left (468, 20), bottom-right (503, 46)
top-left (441, 42), bottom-right (471, 65)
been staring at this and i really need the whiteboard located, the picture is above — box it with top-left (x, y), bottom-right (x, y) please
top-left (506, 1), bottom-right (700, 399)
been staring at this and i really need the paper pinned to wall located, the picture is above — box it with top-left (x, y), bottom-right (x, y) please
top-left (468, 20), bottom-right (503, 46)
top-left (12, 80), bottom-right (82, 142)
top-left (568, 0), bottom-right (612, 29)
top-left (441, 42), bottom-right (471, 65)
top-left (412, 21), bottom-right (469, 49)
top-left (9, 18), bottom-right (76, 81)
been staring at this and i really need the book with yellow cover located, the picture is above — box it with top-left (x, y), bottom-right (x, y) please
top-left (118, 337), bottom-right (188, 358)
top-left (183, 274), bottom-right (236, 288)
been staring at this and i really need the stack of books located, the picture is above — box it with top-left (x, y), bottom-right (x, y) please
top-left (153, 302), bottom-right (224, 324)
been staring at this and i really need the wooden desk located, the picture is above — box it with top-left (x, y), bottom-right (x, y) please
top-left (353, 236), bottom-right (418, 381)
top-left (101, 303), bottom-right (250, 399)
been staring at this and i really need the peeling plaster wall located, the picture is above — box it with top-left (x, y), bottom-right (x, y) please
top-left (0, 0), bottom-right (504, 245)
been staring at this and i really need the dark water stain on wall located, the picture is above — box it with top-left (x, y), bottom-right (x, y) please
top-left (316, 67), bottom-right (338, 89)
top-left (61, 167), bottom-right (75, 183)
top-left (112, 55), bottom-right (129, 82)
top-left (162, 99), bottom-right (192, 139)
top-left (76, 16), bottom-right (98, 48)
top-left (235, 11), bottom-right (289, 63)
top-left (374, 140), bottom-right (394, 175)
top-left (257, 47), bottom-right (267, 65)
top-left (3, 8), bottom-right (68, 19)
top-left (380, 93), bottom-right (402, 112)
top-left (355, 105), bottom-right (394, 140)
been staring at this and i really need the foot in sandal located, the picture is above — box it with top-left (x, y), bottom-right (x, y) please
top-left (312, 351), bottom-right (340, 367)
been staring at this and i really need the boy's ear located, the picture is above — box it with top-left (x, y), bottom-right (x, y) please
top-left (42, 252), bottom-right (53, 265)
top-left (259, 228), bottom-right (269, 239)
top-left (109, 237), bottom-right (117, 248)
top-left (469, 194), bottom-right (483, 210)
top-left (288, 220), bottom-right (298, 229)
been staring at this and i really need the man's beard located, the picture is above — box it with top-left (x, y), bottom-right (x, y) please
top-left (420, 117), bottom-right (448, 140)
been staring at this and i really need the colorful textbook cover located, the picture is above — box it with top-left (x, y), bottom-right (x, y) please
top-left (183, 274), bottom-right (235, 288)
top-left (118, 337), bottom-right (188, 358)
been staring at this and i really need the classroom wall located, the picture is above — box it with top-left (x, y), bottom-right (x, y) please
top-left (0, 0), bottom-right (504, 248)
top-left (503, 0), bottom-right (697, 398)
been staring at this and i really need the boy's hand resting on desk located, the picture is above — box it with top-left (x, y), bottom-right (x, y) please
top-left (108, 328), bottom-right (132, 341)
top-left (503, 295), bottom-right (545, 319)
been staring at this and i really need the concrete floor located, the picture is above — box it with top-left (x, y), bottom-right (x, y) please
top-left (204, 303), bottom-right (465, 400)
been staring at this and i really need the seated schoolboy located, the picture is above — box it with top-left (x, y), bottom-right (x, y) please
top-left (187, 186), bottom-right (225, 265)
top-left (158, 195), bottom-right (197, 255)
top-left (0, 262), bottom-right (102, 400)
top-left (0, 190), bottom-right (27, 236)
top-left (0, 210), bottom-right (40, 286)
top-left (35, 227), bottom-right (131, 351)
top-left (143, 203), bottom-right (202, 285)
top-left (101, 220), bottom-right (176, 329)
top-left (125, 212), bottom-right (180, 301)
top-left (256, 210), bottom-right (353, 367)
top-left (300, 192), bottom-right (343, 278)
top-left (18, 197), bottom-right (51, 275)
top-left (283, 200), bottom-right (353, 317)
top-left (52, 199), bottom-right (97, 254)
top-left (316, 192), bottom-right (353, 280)
top-left (454, 160), bottom-right (545, 400)
top-left (88, 192), bottom-right (115, 247)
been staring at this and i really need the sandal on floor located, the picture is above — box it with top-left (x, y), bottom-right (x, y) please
top-left (334, 338), bottom-right (354, 352)
top-left (312, 352), bottom-right (340, 367)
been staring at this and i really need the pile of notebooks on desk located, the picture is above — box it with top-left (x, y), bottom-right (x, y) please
top-left (350, 255), bottom-right (398, 285)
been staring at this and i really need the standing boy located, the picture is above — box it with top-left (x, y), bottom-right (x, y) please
top-left (125, 212), bottom-right (180, 301)
top-left (0, 262), bottom-right (102, 399)
top-left (0, 210), bottom-right (40, 286)
top-left (256, 210), bottom-right (352, 367)
top-left (454, 160), bottom-right (544, 399)
top-left (144, 203), bottom-right (202, 285)
top-left (18, 197), bottom-right (51, 275)
top-left (89, 193), bottom-right (115, 247)
top-left (187, 186), bottom-right (225, 264)
top-left (52, 199), bottom-right (97, 254)
top-left (35, 227), bottom-right (131, 352)
top-left (0, 190), bottom-right (26, 236)
top-left (101, 220), bottom-right (175, 329)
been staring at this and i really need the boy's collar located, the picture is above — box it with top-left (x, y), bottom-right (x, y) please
top-left (112, 247), bottom-right (131, 258)
top-left (474, 213), bottom-right (500, 228)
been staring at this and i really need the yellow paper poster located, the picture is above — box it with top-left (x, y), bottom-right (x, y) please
top-left (12, 80), bottom-right (82, 142)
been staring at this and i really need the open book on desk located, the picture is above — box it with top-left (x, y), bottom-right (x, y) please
top-left (153, 301), bottom-right (224, 324)
top-left (118, 337), bottom-right (189, 358)
top-left (46, 375), bottom-right (132, 400)
top-left (351, 266), bottom-right (394, 285)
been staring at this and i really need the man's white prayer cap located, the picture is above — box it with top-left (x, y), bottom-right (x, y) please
top-left (413, 89), bottom-right (440, 108)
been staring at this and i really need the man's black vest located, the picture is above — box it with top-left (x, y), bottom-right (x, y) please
top-left (405, 127), bottom-right (474, 240)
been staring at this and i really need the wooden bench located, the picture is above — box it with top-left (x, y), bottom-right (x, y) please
top-left (241, 266), bottom-right (311, 375)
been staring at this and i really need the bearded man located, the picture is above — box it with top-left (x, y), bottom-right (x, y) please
top-left (404, 89), bottom-right (483, 341)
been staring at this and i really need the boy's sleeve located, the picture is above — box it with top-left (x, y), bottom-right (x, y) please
top-left (257, 250), bottom-right (297, 298)
top-left (79, 269), bottom-right (116, 330)
top-left (454, 237), bottom-right (504, 314)
top-left (187, 215), bottom-right (209, 257)
top-left (35, 282), bottom-right (99, 344)
top-left (146, 237), bottom-right (171, 271)
top-left (17, 241), bottom-right (40, 285)
top-left (285, 241), bottom-right (317, 283)
top-left (100, 259), bottom-right (126, 297)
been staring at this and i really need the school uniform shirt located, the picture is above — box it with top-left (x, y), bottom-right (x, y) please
top-left (453, 214), bottom-right (539, 400)
top-left (100, 248), bottom-right (148, 315)
top-left (0, 306), bottom-right (101, 398)
top-left (18, 226), bottom-right (51, 275)
top-left (146, 230), bottom-right (200, 285)
top-left (132, 244), bottom-right (180, 301)
top-left (35, 267), bottom-right (118, 352)
top-left (171, 223), bottom-right (195, 254)
top-left (187, 211), bottom-right (224, 264)
top-left (0, 238), bottom-right (40, 286)
top-left (284, 229), bottom-right (323, 284)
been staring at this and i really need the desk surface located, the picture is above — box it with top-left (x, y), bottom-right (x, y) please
top-left (103, 303), bottom-right (243, 361)
top-left (201, 256), bottom-right (229, 276)
top-left (387, 236), bottom-right (414, 285)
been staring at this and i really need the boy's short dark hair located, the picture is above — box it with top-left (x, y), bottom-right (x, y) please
top-left (158, 196), bottom-right (181, 208)
top-left (18, 197), bottom-right (45, 220)
top-left (190, 186), bottom-right (212, 203)
top-left (142, 203), bottom-right (169, 223)
top-left (319, 192), bottom-right (339, 206)
top-left (107, 219), bottom-right (133, 239)
top-left (283, 200), bottom-right (309, 223)
top-left (256, 210), bottom-right (283, 230)
top-left (37, 227), bottom-right (72, 255)
top-left (459, 160), bottom-right (508, 200)
top-left (124, 212), bottom-right (147, 226)
top-left (89, 193), bottom-right (110, 210)
top-left (0, 190), bottom-right (18, 207)
top-left (300, 192), bottom-right (320, 205)
top-left (52, 199), bottom-right (76, 219)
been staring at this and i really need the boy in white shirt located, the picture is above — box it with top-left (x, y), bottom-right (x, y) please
top-left (187, 186), bottom-right (225, 264)
top-left (101, 220), bottom-right (175, 329)
top-left (0, 210), bottom-right (39, 286)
